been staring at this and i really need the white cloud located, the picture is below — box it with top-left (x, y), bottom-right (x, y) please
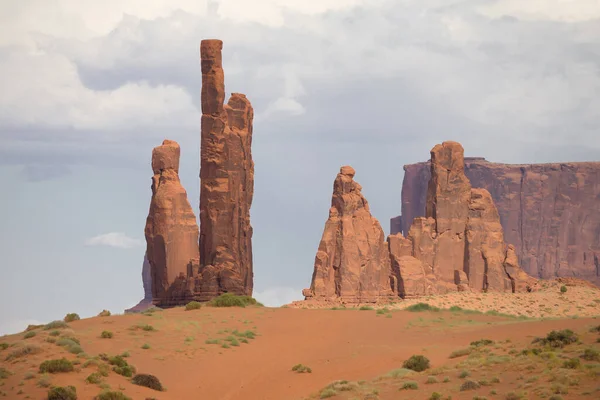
top-left (85, 232), bottom-right (144, 249)
top-left (253, 286), bottom-right (304, 307)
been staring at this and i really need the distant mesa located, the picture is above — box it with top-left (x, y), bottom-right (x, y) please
top-left (395, 153), bottom-right (600, 286)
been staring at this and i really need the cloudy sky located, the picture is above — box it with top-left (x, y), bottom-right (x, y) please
top-left (1, 0), bottom-right (599, 334)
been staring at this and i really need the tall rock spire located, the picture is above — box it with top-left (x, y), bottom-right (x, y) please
top-left (145, 140), bottom-right (200, 306)
top-left (197, 39), bottom-right (254, 299)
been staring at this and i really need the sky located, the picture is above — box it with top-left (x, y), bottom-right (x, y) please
top-left (1, 0), bottom-right (599, 335)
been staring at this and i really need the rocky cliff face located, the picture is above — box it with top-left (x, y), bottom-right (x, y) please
top-left (390, 141), bottom-right (535, 295)
top-left (394, 158), bottom-right (600, 284)
top-left (145, 140), bottom-right (200, 307)
top-left (304, 166), bottom-right (395, 303)
top-left (125, 254), bottom-right (154, 313)
top-left (197, 39), bottom-right (254, 299)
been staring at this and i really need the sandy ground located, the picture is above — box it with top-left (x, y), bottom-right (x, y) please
top-left (290, 279), bottom-right (600, 319)
top-left (1, 301), bottom-right (599, 400)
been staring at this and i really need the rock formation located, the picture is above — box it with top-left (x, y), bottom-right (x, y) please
top-left (197, 39), bottom-right (254, 299)
top-left (393, 157), bottom-right (600, 285)
top-left (393, 141), bottom-right (534, 293)
top-left (145, 140), bottom-right (200, 307)
top-left (125, 254), bottom-right (154, 313)
top-left (304, 166), bottom-right (395, 303)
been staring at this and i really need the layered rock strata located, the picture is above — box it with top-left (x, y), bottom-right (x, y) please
top-left (304, 166), bottom-right (395, 303)
top-left (394, 157), bottom-right (600, 283)
top-left (145, 140), bottom-right (200, 307)
top-left (197, 39), bottom-right (254, 299)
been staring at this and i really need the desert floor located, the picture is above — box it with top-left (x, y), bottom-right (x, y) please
top-left (1, 296), bottom-right (599, 400)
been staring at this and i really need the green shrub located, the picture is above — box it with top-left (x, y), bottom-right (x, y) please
top-left (63, 314), bottom-right (80, 323)
top-left (429, 393), bottom-right (442, 400)
top-left (582, 348), bottom-right (600, 361)
top-left (400, 381), bottom-right (419, 390)
top-left (208, 293), bottom-right (263, 308)
top-left (0, 343), bottom-right (8, 351)
top-left (562, 358), bottom-right (580, 369)
top-left (100, 331), bottom-right (113, 339)
top-left (94, 391), bottom-right (131, 400)
top-left (26, 324), bottom-right (44, 331)
top-left (359, 305), bottom-right (374, 310)
top-left (589, 324), bottom-right (600, 333)
top-left (47, 385), bottom-right (77, 400)
top-left (560, 285), bottom-right (567, 293)
top-left (426, 375), bottom-right (438, 384)
top-left (49, 330), bottom-right (61, 337)
top-left (533, 329), bottom-right (578, 348)
top-left (131, 374), bottom-right (163, 391)
top-left (405, 303), bottom-right (440, 312)
top-left (56, 338), bottom-right (83, 354)
top-left (24, 331), bottom-right (37, 339)
top-left (402, 355), bottom-right (430, 372)
top-left (130, 324), bottom-right (155, 332)
top-left (39, 358), bottom-right (74, 373)
top-left (320, 388), bottom-right (337, 398)
top-left (0, 368), bottom-right (11, 379)
top-left (460, 380), bottom-right (481, 391)
top-left (449, 348), bottom-right (471, 358)
top-left (291, 364), bottom-right (312, 373)
top-left (24, 371), bottom-right (35, 380)
top-left (459, 370), bottom-right (470, 378)
top-left (505, 392), bottom-right (523, 400)
top-left (141, 343), bottom-right (150, 350)
top-left (98, 310), bottom-right (111, 317)
top-left (86, 372), bottom-right (103, 384)
top-left (185, 301), bottom-right (202, 311)
top-left (233, 330), bottom-right (256, 339)
top-left (44, 321), bottom-right (69, 330)
top-left (470, 339), bottom-right (494, 347)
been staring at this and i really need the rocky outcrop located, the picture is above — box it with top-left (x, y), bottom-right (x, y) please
top-left (393, 158), bottom-right (600, 284)
top-left (396, 141), bottom-right (533, 293)
top-left (304, 166), bottom-right (395, 303)
top-left (388, 234), bottom-right (435, 298)
top-left (125, 254), bottom-right (154, 313)
top-left (197, 39), bottom-right (254, 299)
top-left (145, 140), bottom-right (200, 307)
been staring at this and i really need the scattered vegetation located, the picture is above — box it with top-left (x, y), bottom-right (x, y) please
top-left (44, 321), bottom-right (69, 330)
top-left (86, 372), bottom-right (103, 384)
top-left (26, 324), bottom-right (44, 331)
top-left (405, 303), bottom-right (440, 312)
top-left (39, 358), bottom-right (74, 373)
top-left (291, 364), bottom-right (312, 373)
top-left (0, 368), bottom-right (11, 379)
top-left (359, 305), bottom-right (374, 311)
top-left (400, 381), bottom-right (419, 390)
top-left (581, 348), bottom-right (600, 361)
top-left (470, 339), bottom-right (494, 347)
top-left (208, 293), bottom-right (263, 308)
top-left (130, 324), bottom-right (155, 332)
top-left (429, 392), bottom-right (442, 400)
top-left (5, 344), bottom-right (43, 361)
top-left (425, 375), bottom-right (438, 384)
top-left (0, 343), bottom-right (8, 351)
top-left (56, 338), bottom-right (83, 354)
top-left (131, 374), bottom-right (164, 391)
top-left (141, 343), bottom-right (151, 350)
top-left (49, 330), bottom-right (61, 337)
top-left (47, 385), bottom-right (77, 400)
top-left (402, 355), bottom-right (431, 372)
top-left (319, 380), bottom-right (359, 398)
top-left (98, 310), bottom-right (111, 317)
top-left (38, 374), bottom-right (52, 388)
top-left (100, 355), bottom-right (136, 377)
top-left (560, 285), bottom-right (567, 293)
top-left (23, 330), bottom-right (37, 339)
top-left (95, 390), bottom-right (131, 400)
top-left (532, 329), bottom-right (578, 348)
top-left (460, 380), bottom-right (481, 391)
top-left (100, 331), bottom-right (113, 339)
top-left (449, 348), bottom-right (471, 358)
top-left (64, 313), bottom-right (80, 323)
top-left (562, 358), bottom-right (580, 369)
top-left (185, 301), bottom-right (202, 311)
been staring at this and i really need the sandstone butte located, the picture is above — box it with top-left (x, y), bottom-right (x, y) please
top-left (303, 166), bottom-right (395, 303)
top-left (144, 140), bottom-right (200, 307)
top-left (305, 142), bottom-right (535, 303)
top-left (196, 39), bottom-right (255, 300)
top-left (394, 156), bottom-right (600, 286)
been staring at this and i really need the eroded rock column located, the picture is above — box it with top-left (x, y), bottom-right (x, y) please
top-left (198, 39), bottom-right (254, 299)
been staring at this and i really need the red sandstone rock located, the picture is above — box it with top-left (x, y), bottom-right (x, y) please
top-left (304, 166), bottom-right (394, 303)
top-left (403, 141), bottom-right (533, 293)
top-left (145, 140), bottom-right (200, 307)
top-left (394, 158), bottom-right (600, 285)
top-left (388, 234), bottom-right (435, 298)
top-left (198, 39), bottom-right (254, 299)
